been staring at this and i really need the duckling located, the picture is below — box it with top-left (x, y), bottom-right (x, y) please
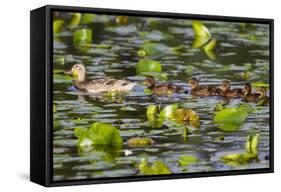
top-left (243, 83), bottom-right (260, 102)
top-left (65, 64), bottom-right (136, 93)
top-left (144, 76), bottom-right (186, 95)
top-left (256, 86), bottom-right (270, 106)
top-left (188, 78), bottom-right (218, 96)
top-left (220, 80), bottom-right (243, 98)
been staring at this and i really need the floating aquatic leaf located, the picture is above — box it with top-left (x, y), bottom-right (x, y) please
top-left (116, 16), bottom-right (129, 25)
top-left (53, 20), bottom-right (64, 33)
top-left (192, 21), bottom-right (211, 38)
top-left (81, 13), bottom-right (95, 24)
top-left (203, 39), bottom-right (217, 52)
top-left (192, 36), bottom-right (209, 48)
top-left (139, 43), bottom-right (169, 58)
top-left (137, 50), bottom-right (147, 57)
top-left (74, 123), bottom-right (123, 146)
top-left (147, 105), bottom-right (158, 116)
top-left (53, 104), bottom-right (57, 113)
top-left (159, 104), bottom-right (179, 119)
top-left (139, 158), bottom-right (171, 175)
top-left (245, 134), bottom-right (260, 155)
top-left (252, 81), bottom-right (270, 88)
top-left (127, 137), bottom-right (155, 147)
top-left (136, 59), bottom-right (162, 74)
top-left (221, 133), bottom-right (260, 165)
top-left (69, 13), bottom-right (81, 29)
top-left (214, 108), bottom-right (248, 132)
top-left (174, 109), bottom-right (199, 122)
top-left (73, 29), bottom-right (92, 45)
top-left (53, 74), bottom-right (73, 83)
top-left (178, 156), bottom-right (198, 166)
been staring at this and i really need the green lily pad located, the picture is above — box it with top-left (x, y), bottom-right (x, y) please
top-left (214, 108), bottom-right (248, 131)
top-left (192, 21), bottom-right (211, 38)
top-left (245, 134), bottom-right (260, 155)
top-left (53, 20), bottom-right (64, 34)
top-left (81, 13), bottom-right (95, 24)
top-left (159, 104), bottom-right (179, 119)
top-left (73, 29), bottom-right (92, 45)
top-left (74, 123), bottom-right (123, 146)
top-left (139, 158), bottom-right (171, 175)
top-left (136, 59), bottom-right (162, 74)
top-left (178, 156), bottom-right (198, 166)
top-left (127, 137), bottom-right (155, 147)
top-left (69, 13), bottom-right (81, 29)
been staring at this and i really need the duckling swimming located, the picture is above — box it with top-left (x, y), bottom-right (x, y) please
top-left (256, 86), bottom-right (270, 106)
top-left (243, 83), bottom-right (260, 102)
top-left (220, 80), bottom-right (243, 98)
top-left (144, 76), bottom-right (186, 95)
top-left (188, 78), bottom-right (218, 96)
top-left (66, 64), bottom-right (136, 93)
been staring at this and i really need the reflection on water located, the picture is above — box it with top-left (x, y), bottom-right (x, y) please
top-left (53, 12), bottom-right (270, 181)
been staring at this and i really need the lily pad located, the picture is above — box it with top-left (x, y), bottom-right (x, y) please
top-left (69, 13), bottom-right (81, 29)
top-left (136, 59), bottom-right (162, 74)
top-left (139, 158), bottom-right (171, 175)
top-left (159, 104), bottom-right (179, 119)
top-left (127, 137), bottom-right (155, 147)
top-left (178, 156), bottom-right (198, 166)
top-left (74, 123), bottom-right (123, 146)
top-left (73, 29), bottom-right (92, 45)
top-left (214, 108), bottom-right (248, 131)
top-left (192, 21), bottom-right (211, 38)
top-left (53, 20), bottom-right (64, 34)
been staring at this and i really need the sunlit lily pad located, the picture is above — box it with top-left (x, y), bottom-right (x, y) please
top-left (74, 123), bottom-right (123, 146)
top-left (139, 158), bottom-right (171, 175)
top-left (136, 59), bottom-right (162, 74)
top-left (178, 156), bottom-right (198, 166)
top-left (127, 137), bottom-right (155, 147)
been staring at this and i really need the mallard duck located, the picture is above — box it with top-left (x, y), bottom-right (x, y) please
top-left (256, 86), bottom-right (270, 106)
top-left (143, 76), bottom-right (186, 95)
top-left (243, 83), bottom-right (260, 102)
top-left (188, 78), bottom-right (218, 96)
top-left (65, 64), bottom-right (136, 93)
top-left (220, 80), bottom-right (243, 98)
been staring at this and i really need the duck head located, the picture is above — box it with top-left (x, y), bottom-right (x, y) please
top-left (220, 81), bottom-right (230, 93)
top-left (143, 76), bottom-right (156, 89)
top-left (188, 78), bottom-right (199, 89)
top-left (256, 86), bottom-right (267, 99)
top-left (243, 83), bottom-right (252, 96)
top-left (65, 64), bottom-right (86, 82)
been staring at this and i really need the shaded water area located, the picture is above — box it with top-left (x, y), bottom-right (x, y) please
top-left (52, 13), bottom-right (270, 181)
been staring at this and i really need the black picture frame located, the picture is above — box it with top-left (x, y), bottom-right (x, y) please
top-left (30, 4), bottom-right (274, 187)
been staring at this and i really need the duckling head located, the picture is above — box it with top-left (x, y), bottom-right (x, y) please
top-left (243, 83), bottom-right (252, 95)
top-left (66, 64), bottom-right (86, 82)
top-left (220, 81), bottom-right (230, 92)
top-left (188, 78), bottom-right (198, 89)
top-left (143, 76), bottom-right (156, 88)
top-left (256, 86), bottom-right (267, 99)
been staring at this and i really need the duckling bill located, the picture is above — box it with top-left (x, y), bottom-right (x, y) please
top-left (65, 64), bottom-right (136, 93)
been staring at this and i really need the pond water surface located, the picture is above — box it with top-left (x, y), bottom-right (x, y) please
top-left (52, 13), bottom-right (270, 181)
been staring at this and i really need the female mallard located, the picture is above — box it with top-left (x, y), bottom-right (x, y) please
top-left (220, 80), bottom-right (243, 98)
top-left (243, 83), bottom-right (260, 102)
top-left (256, 86), bottom-right (270, 106)
top-left (144, 76), bottom-right (186, 95)
top-left (66, 64), bottom-right (136, 93)
top-left (188, 78), bottom-right (218, 96)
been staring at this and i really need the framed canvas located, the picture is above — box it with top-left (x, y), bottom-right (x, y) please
top-left (30, 5), bottom-right (274, 187)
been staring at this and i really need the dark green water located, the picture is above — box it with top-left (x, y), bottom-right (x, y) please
top-left (52, 13), bottom-right (270, 181)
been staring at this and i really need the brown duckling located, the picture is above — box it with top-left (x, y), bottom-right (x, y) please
top-left (144, 76), bottom-right (186, 95)
top-left (220, 80), bottom-right (243, 98)
top-left (188, 78), bottom-right (218, 96)
top-left (256, 86), bottom-right (270, 106)
top-left (243, 83), bottom-right (260, 102)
